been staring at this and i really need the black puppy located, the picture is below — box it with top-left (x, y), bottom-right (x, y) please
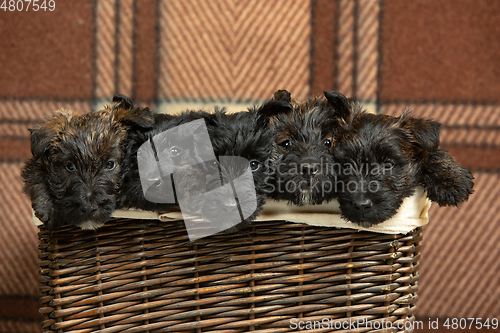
top-left (22, 95), bottom-right (154, 230)
top-left (330, 93), bottom-right (474, 227)
top-left (265, 90), bottom-right (350, 205)
top-left (118, 100), bottom-right (291, 234)
top-left (117, 111), bottom-right (207, 211)
top-left (195, 105), bottom-right (286, 233)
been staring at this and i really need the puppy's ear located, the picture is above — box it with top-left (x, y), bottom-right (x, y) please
top-left (30, 127), bottom-right (55, 158)
top-left (255, 99), bottom-right (293, 126)
top-left (398, 112), bottom-right (474, 205)
top-left (399, 112), bottom-right (441, 151)
top-left (324, 90), bottom-right (351, 121)
top-left (421, 148), bottom-right (474, 206)
top-left (114, 106), bottom-right (155, 130)
top-left (258, 99), bottom-right (293, 117)
top-left (29, 112), bottom-right (72, 158)
top-left (112, 94), bottom-right (134, 109)
top-left (273, 89), bottom-right (292, 103)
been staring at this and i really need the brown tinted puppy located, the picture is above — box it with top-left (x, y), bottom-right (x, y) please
top-left (21, 95), bottom-right (154, 230)
top-left (264, 90), bottom-right (350, 205)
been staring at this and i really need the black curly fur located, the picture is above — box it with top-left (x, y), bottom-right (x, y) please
top-left (117, 100), bottom-right (286, 231)
top-left (332, 100), bottom-right (474, 227)
top-left (263, 90), bottom-right (350, 205)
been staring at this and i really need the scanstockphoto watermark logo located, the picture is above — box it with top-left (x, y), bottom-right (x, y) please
top-left (290, 317), bottom-right (499, 331)
top-left (290, 317), bottom-right (423, 331)
top-left (137, 119), bottom-right (257, 241)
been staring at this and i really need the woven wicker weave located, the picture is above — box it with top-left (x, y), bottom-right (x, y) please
top-left (38, 218), bottom-right (421, 332)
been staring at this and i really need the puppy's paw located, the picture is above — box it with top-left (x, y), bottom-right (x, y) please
top-left (32, 200), bottom-right (58, 229)
top-left (426, 168), bottom-right (474, 206)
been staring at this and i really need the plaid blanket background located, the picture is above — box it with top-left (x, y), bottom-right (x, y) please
top-left (0, 1), bottom-right (498, 332)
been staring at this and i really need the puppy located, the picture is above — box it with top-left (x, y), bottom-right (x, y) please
top-left (265, 90), bottom-right (350, 205)
top-left (330, 93), bottom-right (474, 227)
top-left (22, 95), bottom-right (154, 230)
top-left (117, 111), bottom-right (214, 211)
top-left (196, 103), bottom-right (288, 232)
top-left (118, 100), bottom-right (291, 236)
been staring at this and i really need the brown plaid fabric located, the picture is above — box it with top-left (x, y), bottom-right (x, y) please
top-left (1, 1), bottom-right (499, 332)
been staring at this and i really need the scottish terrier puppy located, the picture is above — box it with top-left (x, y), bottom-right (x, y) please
top-left (118, 99), bottom-right (291, 233)
top-left (331, 94), bottom-right (474, 227)
top-left (22, 95), bottom-right (154, 230)
top-left (264, 90), bottom-right (350, 205)
top-left (118, 113), bottom-right (213, 211)
top-left (196, 103), bottom-right (289, 233)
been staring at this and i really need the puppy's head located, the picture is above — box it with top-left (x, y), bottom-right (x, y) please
top-left (264, 90), bottom-right (351, 205)
top-left (171, 101), bottom-right (288, 233)
top-left (202, 104), bottom-right (283, 223)
top-left (332, 110), bottom-right (444, 227)
top-left (23, 96), bottom-right (154, 230)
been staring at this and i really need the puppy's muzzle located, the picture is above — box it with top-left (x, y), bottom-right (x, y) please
top-left (81, 189), bottom-right (115, 215)
top-left (300, 159), bottom-right (320, 180)
top-left (80, 203), bottom-right (98, 214)
top-left (301, 164), bottom-right (319, 176)
top-left (352, 194), bottom-right (373, 212)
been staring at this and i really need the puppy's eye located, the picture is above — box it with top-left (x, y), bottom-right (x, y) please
top-left (65, 163), bottom-right (76, 172)
top-left (323, 139), bottom-right (332, 148)
top-left (105, 160), bottom-right (116, 170)
top-left (170, 146), bottom-right (181, 156)
top-left (279, 140), bottom-right (292, 149)
top-left (249, 160), bottom-right (260, 171)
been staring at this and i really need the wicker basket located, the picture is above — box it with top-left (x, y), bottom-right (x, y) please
top-left (38, 217), bottom-right (422, 333)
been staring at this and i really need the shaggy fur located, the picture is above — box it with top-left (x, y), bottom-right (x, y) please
top-left (331, 94), bottom-right (474, 227)
top-left (117, 111), bottom-right (203, 211)
top-left (198, 104), bottom-right (283, 232)
top-left (264, 90), bottom-right (351, 205)
top-left (118, 100), bottom-right (290, 233)
top-left (21, 95), bottom-right (154, 230)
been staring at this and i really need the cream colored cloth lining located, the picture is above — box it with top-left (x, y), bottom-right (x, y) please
top-left (33, 187), bottom-right (431, 235)
top-left (254, 187), bottom-right (431, 234)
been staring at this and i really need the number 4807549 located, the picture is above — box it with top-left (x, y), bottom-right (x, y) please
top-left (0, 0), bottom-right (56, 11)
top-left (443, 318), bottom-right (499, 330)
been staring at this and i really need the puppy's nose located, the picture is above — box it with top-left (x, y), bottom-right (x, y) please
top-left (301, 163), bottom-right (319, 176)
top-left (81, 204), bottom-right (98, 214)
top-left (353, 197), bottom-right (373, 211)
